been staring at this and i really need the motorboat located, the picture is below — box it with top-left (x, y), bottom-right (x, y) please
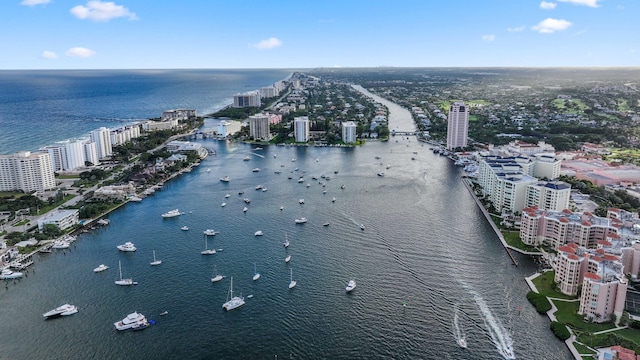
top-left (161, 209), bottom-right (181, 218)
top-left (377, 172), bottom-right (385, 177)
top-left (501, 347), bottom-right (515, 359)
top-left (255, 185), bottom-right (263, 190)
top-left (93, 264), bottom-right (109, 273)
top-left (280, 205), bottom-right (284, 211)
top-left (203, 229), bottom-right (217, 236)
top-left (243, 156), bottom-right (251, 161)
top-left (298, 199), bottom-right (305, 204)
top-left (160, 311), bottom-right (169, 316)
top-left (181, 226), bottom-right (189, 231)
top-left (283, 235), bottom-right (290, 248)
top-left (115, 261), bottom-right (134, 286)
top-left (254, 230), bottom-right (263, 236)
top-left (360, 224), bottom-right (365, 230)
top-left (219, 176), bottom-right (231, 182)
top-left (306, 183), bottom-right (311, 188)
top-left (150, 250), bottom-right (162, 266)
top-left (225, 194), bottom-right (231, 198)
top-left (288, 269), bottom-right (296, 289)
top-left (252, 263), bottom-right (261, 281)
top-left (43, 304), bottom-right (78, 319)
top-left (51, 240), bottom-right (70, 249)
top-left (222, 277), bottom-right (245, 311)
top-left (0, 269), bottom-right (23, 279)
top-left (117, 242), bottom-right (137, 252)
top-left (251, 168), bottom-right (260, 172)
top-left (262, 187), bottom-right (268, 192)
top-left (243, 198), bottom-right (251, 204)
top-left (243, 207), bottom-right (248, 213)
top-left (285, 254), bottom-right (291, 263)
top-left (457, 338), bottom-right (467, 349)
top-left (297, 178), bottom-right (305, 183)
top-left (129, 196), bottom-right (143, 202)
top-left (211, 266), bottom-right (224, 283)
top-left (323, 223), bottom-right (330, 227)
top-left (331, 197), bottom-right (336, 202)
top-left (114, 312), bottom-right (147, 331)
top-left (346, 279), bottom-right (356, 293)
top-left (221, 202), bottom-right (226, 207)
top-left (295, 218), bottom-right (307, 224)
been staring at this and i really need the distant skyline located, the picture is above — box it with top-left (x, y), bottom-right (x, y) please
top-left (2, 0), bottom-right (638, 69)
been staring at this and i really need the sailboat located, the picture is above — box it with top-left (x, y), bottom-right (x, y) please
top-left (283, 234), bottom-right (290, 248)
top-left (222, 277), bottom-right (245, 311)
top-left (253, 263), bottom-right (261, 281)
top-left (150, 250), bottom-right (162, 266)
top-left (211, 266), bottom-right (223, 283)
top-left (201, 235), bottom-right (216, 255)
top-left (288, 268), bottom-right (297, 289)
top-left (115, 261), bottom-right (134, 286)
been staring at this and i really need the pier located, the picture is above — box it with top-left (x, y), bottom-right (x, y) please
top-left (461, 178), bottom-right (519, 266)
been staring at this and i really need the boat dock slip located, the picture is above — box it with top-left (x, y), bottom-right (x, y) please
top-left (461, 178), bottom-right (518, 267)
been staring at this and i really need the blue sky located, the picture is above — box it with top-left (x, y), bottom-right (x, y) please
top-left (2, 0), bottom-right (638, 69)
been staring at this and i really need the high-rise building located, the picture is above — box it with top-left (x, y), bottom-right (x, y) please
top-left (0, 151), bottom-right (56, 193)
top-left (64, 140), bottom-right (86, 170)
top-left (446, 101), bottom-right (468, 150)
top-left (90, 127), bottom-right (113, 159)
top-left (341, 121), bottom-right (357, 144)
top-left (84, 141), bottom-right (99, 166)
top-left (294, 116), bottom-right (310, 143)
top-left (233, 91), bottom-right (261, 108)
top-left (525, 181), bottom-right (571, 211)
top-left (248, 114), bottom-right (271, 140)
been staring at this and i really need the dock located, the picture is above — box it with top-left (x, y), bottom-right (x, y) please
top-left (461, 178), bottom-right (518, 266)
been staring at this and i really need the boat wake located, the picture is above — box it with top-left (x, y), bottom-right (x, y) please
top-left (453, 305), bottom-right (467, 348)
top-left (472, 292), bottom-right (514, 359)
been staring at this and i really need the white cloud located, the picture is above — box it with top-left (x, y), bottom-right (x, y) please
top-left (251, 37), bottom-right (282, 50)
top-left (482, 34), bottom-right (496, 42)
top-left (540, 1), bottom-right (557, 9)
top-left (508, 26), bottom-right (526, 32)
top-left (532, 18), bottom-right (572, 33)
top-left (20, 0), bottom-right (51, 6)
top-left (557, 0), bottom-right (600, 7)
top-left (70, 1), bottom-right (138, 22)
top-left (65, 47), bottom-right (96, 58)
top-left (41, 50), bottom-right (58, 59)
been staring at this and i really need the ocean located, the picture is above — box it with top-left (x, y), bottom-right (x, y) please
top-left (0, 70), bottom-right (571, 359)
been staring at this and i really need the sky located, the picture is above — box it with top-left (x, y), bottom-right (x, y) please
top-left (1, 0), bottom-right (639, 69)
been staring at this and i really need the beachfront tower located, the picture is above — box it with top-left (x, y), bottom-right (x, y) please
top-left (249, 114), bottom-right (271, 141)
top-left (342, 121), bottom-right (357, 144)
top-left (294, 116), bottom-right (310, 143)
top-left (446, 101), bottom-right (469, 150)
top-left (90, 127), bottom-right (113, 159)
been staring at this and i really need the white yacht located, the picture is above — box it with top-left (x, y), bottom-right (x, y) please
top-left (346, 279), bottom-right (356, 293)
top-left (129, 196), bottom-right (143, 202)
top-left (203, 229), bottom-right (217, 236)
top-left (211, 266), bottom-right (223, 283)
top-left (285, 254), bottom-right (291, 263)
top-left (0, 268), bottom-right (24, 279)
top-left (331, 197), bottom-right (336, 202)
top-left (117, 242), bottom-right (137, 252)
top-left (202, 236), bottom-right (216, 255)
top-left (224, 194), bottom-right (231, 198)
top-left (150, 250), bottom-right (162, 266)
top-left (254, 230), bottom-right (263, 236)
top-left (115, 261), bottom-right (134, 286)
top-left (221, 202), bottom-right (226, 207)
top-left (51, 240), bottom-right (70, 249)
top-left (181, 226), bottom-right (189, 231)
top-left (295, 217), bottom-right (307, 224)
top-left (252, 263), bottom-right (261, 281)
top-left (114, 312), bottom-right (147, 331)
top-left (43, 304), bottom-right (78, 319)
top-left (219, 176), bottom-right (231, 182)
top-left (288, 269), bottom-right (297, 289)
top-left (93, 264), bottom-right (109, 273)
top-left (161, 209), bottom-right (181, 218)
top-left (457, 337), bottom-right (468, 349)
top-left (243, 207), bottom-right (248, 213)
top-left (243, 156), bottom-right (251, 161)
top-left (251, 168), bottom-right (260, 172)
top-left (222, 277), bottom-right (245, 311)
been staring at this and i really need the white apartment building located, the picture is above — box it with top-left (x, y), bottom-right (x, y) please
top-left (260, 86), bottom-right (277, 98)
top-left (42, 145), bottom-right (65, 172)
top-left (233, 91), bottom-right (261, 108)
top-left (161, 109), bottom-right (196, 121)
top-left (64, 140), bottom-right (86, 170)
top-left (37, 209), bottom-right (79, 231)
top-left (342, 121), bottom-right (357, 144)
top-left (142, 119), bottom-right (179, 132)
top-left (217, 120), bottom-right (241, 138)
top-left (84, 141), bottom-right (99, 166)
top-left (294, 116), bottom-right (310, 143)
top-left (90, 127), bottom-right (113, 159)
top-left (0, 151), bottom-right (56, 193)
top-left (446, 101), bottom-right (468, 150)
top-left (477, 156), bottom-right (537, 212)
top-left (533, 154), bottom-right (561, 180)
top-left (525, 181), bottom-right (571, 211)
top-left (248, 114), bottom-right (271, 140)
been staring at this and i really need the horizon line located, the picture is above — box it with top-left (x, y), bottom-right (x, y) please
top-left (2, 66), bottom-right (640, 71)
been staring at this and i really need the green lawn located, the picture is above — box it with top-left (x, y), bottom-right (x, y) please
top-left (531, 271), bottom-right (577, 300)
top-left (553, 300), bottom-right (616, 332)
top-left (503, 231), bottom-right (539, 252)
top-left (572, 341), bottom-right (596, 356)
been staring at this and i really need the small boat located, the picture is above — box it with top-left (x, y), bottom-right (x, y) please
top-left (295, 217), bottom-right (307, 224)
top-left (114, 312), bottom-right (147, 331)
top-left (243, 206), bottom-right (248, 213)
top-left (255, 147), bottom-right (263, 150)
top-left (501, 347), bottom-right (515, 359)
top-left (244, 198), bottom-right (251, 204)
top-left (129, 196), bottom-right (143, 202)
top-left (288, 268), bottom-right (296, 289)
top-left (297, 178), bottom-right (304, 183)
top-left (360, 224), bottom-right (365, 230)
top-left (262, 187), bottom-right (268, 192)
top-left (204, 229), bottom-right (217, 236)
top-left (238, 190), bottom-right (244, 195)
top-left (298, 199), bottom-right (305, 204)
top-left (160, 311), bottom-right (169, 316)
top-left (323, 223), bottom-right (330, 227)
top-left (93, 264), bottom-right (109, 273)
top-left (280, 206), bottom-right (284, 211)
top-left (331, 197), bottom-right (336, 202)
top-left (457, 338), bottom-right (467, 349)
top-left (252, 263), bottom-right (261, 281)
top-left (340, 185), bottom-right (345, 189)
top-left (285, 254), bottom-right (291, 263)
top-left (115, 261), bottom-right (134, 286)
top-left (117, 242), bottom-right (136, 252)
top-left (221, 202), bottom-right (226, 207)
top-left (283, 235), bottom-right (290, 248)
top-left (211, 266), bottom-right (223, 283)
top-left (222, 277), bottom-right (245, 311)
top-left (43, 304), bottom-right (78, 319)
top-left (251, 168), bottom-right (260, 172)
top-left (181, 226), bottom-right (189, 231)
top-left (255, 185), bottom-right (263, 190)
top-left (346, 279), bottom-right (356, 293)
top-left (161, 209), bottom-right (181, 218)
top-left (254, 230), bottom-right (263, 236)
top-left (225, 194), bottom-right (231, 198)
top-left (0, 269), bottom-right (23, 279)
top-left (377, 172), bottom-right (385, 177)
top-left (150, 250), bottom-right (162, 266)
top-left (202, 236), bottom-right (216, 255)
top-left (220, 176), bottom-right (231, 182)
top-left (243, 156), bottom-right (251, 161)
top-left (247, 294), bottom-right (254, 298)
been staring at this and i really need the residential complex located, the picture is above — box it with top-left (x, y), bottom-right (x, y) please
top-left (342, 121), bottom-right (357, 144)
top-left (248, 114), bottom-right (271, 141)
top-left (446, 101), bottom-right (468, 150)
top-left (294, 116), bottom-right (310, 143)
top-left (90, 127), bottom-right (113, 159)
top-left (37, 209), bottom-right (79, 231)
top-left (233, 91), bottom-right (261, 108)
top-left (0, 151), bottom-right (56, 193)
top-left (525, 181), bottom-right (571, 212)
top-left (161, 109), bottom-right (196, 121)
